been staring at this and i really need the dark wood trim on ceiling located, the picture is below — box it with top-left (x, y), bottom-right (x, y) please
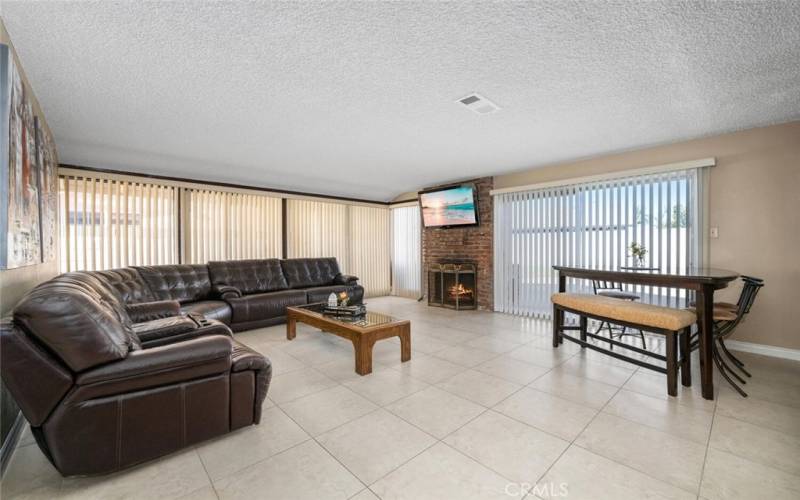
top-left (58, 163), bottom-right (395, 206)
top-left (389, 198), bottom-right (419, 205)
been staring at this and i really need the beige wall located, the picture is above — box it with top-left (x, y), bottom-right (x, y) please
top-left (494, 121), bottom-right (800, 350)
top-left (0, 19), bottom-right (59, 316)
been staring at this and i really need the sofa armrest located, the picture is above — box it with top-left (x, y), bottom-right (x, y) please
top-left (214, 285), bottom-right (242, 300)
top-left (126, 300), bottom-right (181, 323)
top-left (76, 336), bottom-right (233, 389)
top-left (333, 273), bottom-right (359, 285)
top-left (139, 318), bottom-right (233, 349)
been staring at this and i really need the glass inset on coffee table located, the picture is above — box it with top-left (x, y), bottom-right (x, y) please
top-left (286, 303), bottom-right (411, 375)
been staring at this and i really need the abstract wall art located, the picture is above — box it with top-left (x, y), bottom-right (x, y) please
top-left (1, 43), bottom-right (58, 269)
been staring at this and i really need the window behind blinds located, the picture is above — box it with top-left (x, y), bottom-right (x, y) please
top-left (349, 205), bottom-right (391, 297)
top-left (285, 199), bottom-right (349, 263)
top-left (390, 205), bottom-right (422, 298)
top-left (183, 189), bottom-right (282, 264)
top-left (59, 175), bottom-right (178, 272)
top-left (494, 168), bottom-right (705, 318)
top-left (286, 199), bottom-right (390, 297)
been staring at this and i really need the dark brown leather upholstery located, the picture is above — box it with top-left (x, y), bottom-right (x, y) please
top-left (13, 274), bottom-right (137, 371)
top-left (208, 258), bottom-right (363, 331)
top-left (0, 320), bottom-right (73, 427)
top-left (226, 289), bottom-right (307, 326)
top-left (135, 264), bottom-right (213, 303)
top-left (126, 299), bottom-right (182, 323)
top-left (132, 315), bottom-right (202, 344)
top-left (135, 317), bottom-right (233, 348)
top-left (209, 259), bottom-right (289, 294)
top-left (93, 268), bottom-right (156, 304)
top-left (2, 269), bottom-right (270, 476)
top-left (181, 300), bottom-right (232, 324)
top-left (280, 257), bottom-right (341, 288)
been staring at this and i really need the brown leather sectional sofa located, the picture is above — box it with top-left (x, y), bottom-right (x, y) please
top-left (0, 257), bottom-right (362, 476)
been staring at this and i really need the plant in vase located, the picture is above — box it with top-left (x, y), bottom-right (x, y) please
top-left (628, 242), bottom-right (648, 268)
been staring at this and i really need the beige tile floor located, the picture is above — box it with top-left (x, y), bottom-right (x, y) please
top-left (3, 296), bottom-right (800, 500)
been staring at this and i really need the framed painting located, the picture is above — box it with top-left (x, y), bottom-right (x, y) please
top-left (1, 43), bottom-right (42, 269)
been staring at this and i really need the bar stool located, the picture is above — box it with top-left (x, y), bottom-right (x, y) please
top-left (592, 280), bottom-right (647, 350)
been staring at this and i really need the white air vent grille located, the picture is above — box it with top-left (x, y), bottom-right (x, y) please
top-left (457, 93), bottom-right (500, 114)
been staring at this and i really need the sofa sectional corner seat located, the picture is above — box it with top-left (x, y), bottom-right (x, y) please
top-left (2, 272), bottom-right (270, 476)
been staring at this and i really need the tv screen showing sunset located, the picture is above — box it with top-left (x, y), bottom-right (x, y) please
top-left (420, 186), bottom-right (477, 227)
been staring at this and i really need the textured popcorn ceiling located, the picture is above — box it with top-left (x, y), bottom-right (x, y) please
top-left (3, 1), bottom-right (799, 201)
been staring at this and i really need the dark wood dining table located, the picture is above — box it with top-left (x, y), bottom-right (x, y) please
top-left (553, 265), bottom-right (739, 400)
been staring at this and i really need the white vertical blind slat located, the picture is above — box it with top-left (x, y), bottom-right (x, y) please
top-left (390, 205), bottom-right (421, 298)
top-left (493, 168), bottom-right (706, 317)
top-left (58, 175), bottom-right (178, 272)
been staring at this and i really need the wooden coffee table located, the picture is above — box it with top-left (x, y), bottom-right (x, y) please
top-left (286, 303), bottom-right (411, 375)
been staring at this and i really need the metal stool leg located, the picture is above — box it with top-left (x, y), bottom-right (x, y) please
top-left (718, 339), bottom-right (752, 377)
top-left (714, 347), bottom-right (747, 397)
top-left (716, 340), bottom-right (747, 384)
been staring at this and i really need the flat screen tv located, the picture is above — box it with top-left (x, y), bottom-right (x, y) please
top-left (419, 184), bottom-right (478, 228)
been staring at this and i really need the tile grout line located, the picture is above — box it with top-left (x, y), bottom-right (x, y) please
top-left (520, 363), bottom-right (639, 499)
top-left (274, 401), bottom-right (376, 495)
top-left (562, 361), bottom-right (706, 498)
top-left (696, 397), bottom-right (720, 500)
top-left (194, 447), bottom-right (222, 500)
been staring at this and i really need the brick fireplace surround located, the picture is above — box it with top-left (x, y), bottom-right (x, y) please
top-left (422, 177), bottom-right (493, 310)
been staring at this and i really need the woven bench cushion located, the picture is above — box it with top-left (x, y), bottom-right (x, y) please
top-left (551, 293), bottom-right (696, 331)
top-left (686, 306), bottom-right (737, 322)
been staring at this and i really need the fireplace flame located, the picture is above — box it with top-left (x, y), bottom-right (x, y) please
top-left (449, 283), bottom-right (473, 298)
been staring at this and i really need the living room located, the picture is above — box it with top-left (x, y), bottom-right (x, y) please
top-left (1, 2), bottom-right (799, 500)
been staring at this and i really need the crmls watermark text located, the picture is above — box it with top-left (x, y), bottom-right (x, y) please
top-left (505, 482), bottom-right (569, 497)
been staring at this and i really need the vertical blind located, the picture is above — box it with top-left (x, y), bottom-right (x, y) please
top-left (59, 175), bottom-right (178, 272)
top-left (349, 205), bottom-right (391, 297)
top-left (285, 199), bottom-right (349, 263)
top-left (494, 168), bottom-right (705, 318)
top-left (285, 199), bottom-right (391, 297)
top-left (183, 189), bottom-right (282, 264)
top-left (390, 205), bottom-right (422, 298)
top-left (58, 171), bottom-right (393, 297)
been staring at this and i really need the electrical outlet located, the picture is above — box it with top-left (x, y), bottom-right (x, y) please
top-left (710, 227), bottom-right (719, 238)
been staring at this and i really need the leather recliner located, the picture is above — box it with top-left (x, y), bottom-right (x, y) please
top-left (0, 271), bottom-right (271, 476)
top-left (208, 258), bottom-right (363, 331)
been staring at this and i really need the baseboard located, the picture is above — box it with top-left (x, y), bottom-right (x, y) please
top-left (0, 411), bottom-right (25, 478)
top-left (725, 340), bottom-right (800, 362)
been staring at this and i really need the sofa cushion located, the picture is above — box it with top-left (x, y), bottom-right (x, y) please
top-left (209, 259), bottom-right (288, 295)
top-left (281, 258), bottom-right (341, 289)
top-left (126, 300), bottom-right (182, 323)
top-left (14, 276), bottom-right (133, 372)
top-left (135, 265), bottom-right (213, 303)
top-left (94, 268), bottom-right (156, 304)
top-left (227, 289), bottom-right (307, 324)
top-left (132, 316), bottom-right (198, 344)
top-left (181, 300), bottom-right (232, 325)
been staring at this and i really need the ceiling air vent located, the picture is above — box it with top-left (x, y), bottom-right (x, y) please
top-left (457, 93), bottom-right (500, 114)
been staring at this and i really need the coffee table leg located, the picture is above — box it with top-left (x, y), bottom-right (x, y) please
top-left (287, 315), bottom-right (296, 340)
top-left (353, 335), bottom-right (375, 375)
top-left (399, 325), bottom-right (411, 363)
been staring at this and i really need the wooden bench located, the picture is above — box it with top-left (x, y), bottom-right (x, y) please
top-left (551, 293), bottom-right (697, 396)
